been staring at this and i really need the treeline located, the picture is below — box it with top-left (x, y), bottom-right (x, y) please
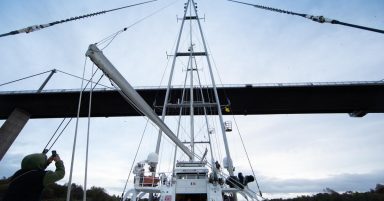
top-left (42, 183), bottom-right (121, 201)
top-left (1, 178), bottom-right (383, 201)
top-left (0, 181), bottom-right (121, 201)
top-left (270, 184), bottom-right (384, 201)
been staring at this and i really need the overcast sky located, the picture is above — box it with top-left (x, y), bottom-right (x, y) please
top-left (0, 0), bottom-right (383, 199)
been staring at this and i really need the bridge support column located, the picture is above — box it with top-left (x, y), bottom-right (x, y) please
top-left (0, 108), bottom-right (30, 161)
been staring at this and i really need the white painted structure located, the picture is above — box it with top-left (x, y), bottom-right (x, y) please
top-left (87, 0), bottom-right (263, 200)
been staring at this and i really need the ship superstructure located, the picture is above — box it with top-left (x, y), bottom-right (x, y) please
top-left (86, 0), bottom-right (261, 200)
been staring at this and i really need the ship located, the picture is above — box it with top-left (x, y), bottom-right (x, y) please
top-left (85, 0), bottom-right (263, 200)
top-left (0, 0), bottom-right (383, 200)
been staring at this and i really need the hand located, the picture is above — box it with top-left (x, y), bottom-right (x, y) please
top-left (47, 156), bottom-right (54, 163)
top-left (53, 155), bottom-right (61, 162)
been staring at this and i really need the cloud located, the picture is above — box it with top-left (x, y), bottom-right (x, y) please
top-left (0, 152), bottom-right (24, 178)
top-left (257, 170), bottom-right (384, 194)
top-left (1, 0), bottom-right (383, 200)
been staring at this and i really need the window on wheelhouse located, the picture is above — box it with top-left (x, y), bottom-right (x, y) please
top-left (176, 193), bottom-right (207, 201)
top-left (177, 173), bottom-right (207, 179)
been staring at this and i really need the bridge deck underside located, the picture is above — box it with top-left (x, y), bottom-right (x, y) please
top-left (0, 84), bottom-right (383, 119)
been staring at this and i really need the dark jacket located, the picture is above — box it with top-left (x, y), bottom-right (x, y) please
top-left (2, 153), bottom-right (65, 201)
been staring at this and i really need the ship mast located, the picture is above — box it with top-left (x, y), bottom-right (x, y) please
top-left (154, 0), bottom-right (235, 175)
top-left (86, 1), bottom-right (263, 200)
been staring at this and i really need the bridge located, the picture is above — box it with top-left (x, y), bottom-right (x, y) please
top-left (1, 81), bottom-right (384, 160)
top-left (1, 81), bottom-right (383, 119)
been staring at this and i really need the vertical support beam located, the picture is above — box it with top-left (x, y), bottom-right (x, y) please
top-left (0, 68), bottom-right (55, 161)
top-left (191, 0), bottom-right (235, 176)
top-left (37, 69), bottom-right (56, 93)
top-left (0, 108), bottom-right (30, 161)
top-left (155, 0), bottom-right (191, 155)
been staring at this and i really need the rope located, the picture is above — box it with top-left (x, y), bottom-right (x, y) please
top-left (0, 66), bottom-right (110, 92)
top-left (0, 0), bottom-right (158, 38)
top-left (0, 69), bottom-right (53, 87)
top-left (151, 21), bottom-right (181, 108)
top-left (200, 30), bottom-right (224, 162)
top-left (121, 118), bottom-right (150, 200)
top-left (66, 57), bottom-right (88, 201)
top-left (195, 60), bottom-right (216, 165)
top-left (99, 31), bottom-right (124, 50)
top-left (109, 79), bottom-right (162, 133)
top-left (56, 69), bottom-right (113, 89)
top-left (232, 115), bottom-right (263, 198)
top-left (83, 64), bottom-right (95, 201)
top-left (216, 169), bottom-right (262, 200)
top-left (170, 72), bottom-right (189, 174)
top-left (228, 0), bottom-right (384, 34)
top-left (43, 118), bottom-right (67, 152)
top-left (97, 0), bottom-right (181, 49)
top-left (46, 118), bottom-right (73, 151)
top-left (42, 74), bottom-right (104, 153)
top-left (41, 69), bottom-right (104, 157)
top-left (106, 14), bottom-right (182, 172)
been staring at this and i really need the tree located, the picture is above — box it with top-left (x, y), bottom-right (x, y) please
top-left (375, 184), bottom-right (384, 194)
top-left (71, 183), bottom-right (84, 200)
top-left (86, 186), bottom-right (116, 201)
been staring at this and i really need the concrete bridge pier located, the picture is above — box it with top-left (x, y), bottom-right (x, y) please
top-left (0, 108), bottom-right (30, 161)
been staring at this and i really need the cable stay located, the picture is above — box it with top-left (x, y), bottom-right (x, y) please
top-left (42, 118), bottom-right (73, 154)
top-left (0, 0), bottom-right (157, 38)
top-left (0, 69), bottom-right (54, 87)
top-left (228, 0), bottom-right (384, 34)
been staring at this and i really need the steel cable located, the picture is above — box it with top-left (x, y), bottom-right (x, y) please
top-left (0, 0), bottom-right (158, 38)
top-left (46, 118), bottom-right (73, 151)
top-left (97, 0), bottom-right (181, 50)
top-left (232, 114), bottom-right (263, 198)
top-left (121, 119), bottom-right (150, 200)
top-left (228, 0), bottom-right (384, 34)
top-left (0, 70), bottom-right (53, 87)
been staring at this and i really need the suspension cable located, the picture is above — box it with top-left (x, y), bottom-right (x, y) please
top-left (0, 69), bottom-right (53, 87)
top-left (228, 0), bottom-right (384, 34)
top-left (0, 0), bottom-right (158, 38)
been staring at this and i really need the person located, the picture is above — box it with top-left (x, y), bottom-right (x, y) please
top-left (2, 152), bottom-right (65, 201)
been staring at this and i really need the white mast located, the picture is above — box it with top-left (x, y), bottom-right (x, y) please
top-left (154, 0), bottom-right (192, 156)
top-left (188, 2), bottom-right (195, 159)
top-left (150, 0), bottom-right (235, 177)
top-left (191, 0), bottom-right (235, 175)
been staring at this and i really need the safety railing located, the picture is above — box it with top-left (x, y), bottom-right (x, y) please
top-left (134, 172), bottom-right (173, 188)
